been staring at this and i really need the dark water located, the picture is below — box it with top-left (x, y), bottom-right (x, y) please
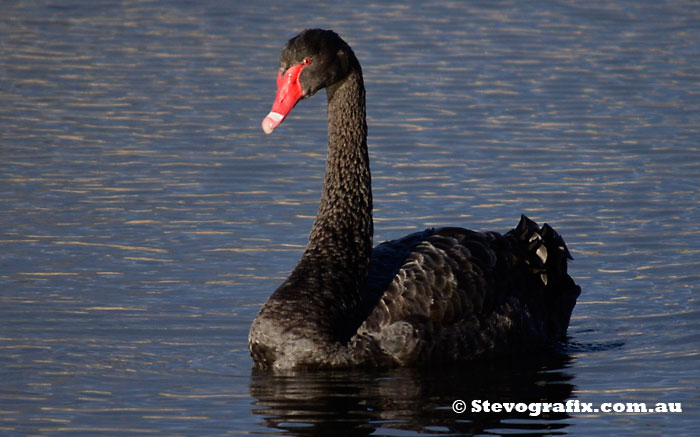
top-left (1, 0), bottom-right (698, 435)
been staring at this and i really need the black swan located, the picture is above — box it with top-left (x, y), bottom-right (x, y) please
top-left (250, 29), bottom-right (580, 371)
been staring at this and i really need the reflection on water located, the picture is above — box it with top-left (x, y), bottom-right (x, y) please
top-left (1, 0), bottom-right (699, 435)
top-left (251, 351), bottom-right (575, 436)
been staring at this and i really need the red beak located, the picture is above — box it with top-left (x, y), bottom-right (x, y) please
top-left (262, 63), bottom-right (305, 134)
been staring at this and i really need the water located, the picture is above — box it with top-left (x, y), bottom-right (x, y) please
top-left (1, 0), bottom-right (698, 435)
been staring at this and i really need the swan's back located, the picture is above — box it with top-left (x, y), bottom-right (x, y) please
top-left (339, 216), bottom-right (580, 368)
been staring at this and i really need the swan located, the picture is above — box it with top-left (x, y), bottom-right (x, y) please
top-left (250, 29), bottom-right (580, 371)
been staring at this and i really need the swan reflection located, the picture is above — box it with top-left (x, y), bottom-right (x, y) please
top-left (250, 350), bottom-right (575, 435)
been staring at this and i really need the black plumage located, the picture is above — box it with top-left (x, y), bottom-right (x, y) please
top-left (249, 29), bottom-right (581, 371)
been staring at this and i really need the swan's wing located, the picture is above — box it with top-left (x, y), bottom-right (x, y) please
top-left (355, 228), bottom-right (505, 365)
top-left (352, 216), bottom-right (579, 366)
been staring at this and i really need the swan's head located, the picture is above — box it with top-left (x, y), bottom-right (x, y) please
top-left (262, 29), bottom-right (357, 134)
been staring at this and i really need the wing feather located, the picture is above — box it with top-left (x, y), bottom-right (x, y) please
top-left (343, 216), bottom-right (579, 367)
top-left (354, 227), bottom-right (525, 365)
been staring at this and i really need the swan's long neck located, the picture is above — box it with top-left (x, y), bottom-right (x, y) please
top-left (307, 68), bottom-right (372, 272)
top-left (300, 68), bottom-right (373, 326)
top-left (249, 65), bottom-right (372, 368)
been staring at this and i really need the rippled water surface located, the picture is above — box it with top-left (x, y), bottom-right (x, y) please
top-left (1, 0), bottom-right (698, 435)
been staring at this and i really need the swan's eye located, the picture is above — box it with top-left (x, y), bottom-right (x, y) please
top-left (302, 57), bottom-right (311, 65)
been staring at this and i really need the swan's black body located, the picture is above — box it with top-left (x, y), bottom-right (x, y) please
top-left (250, 29), bottom-right (580, 371)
